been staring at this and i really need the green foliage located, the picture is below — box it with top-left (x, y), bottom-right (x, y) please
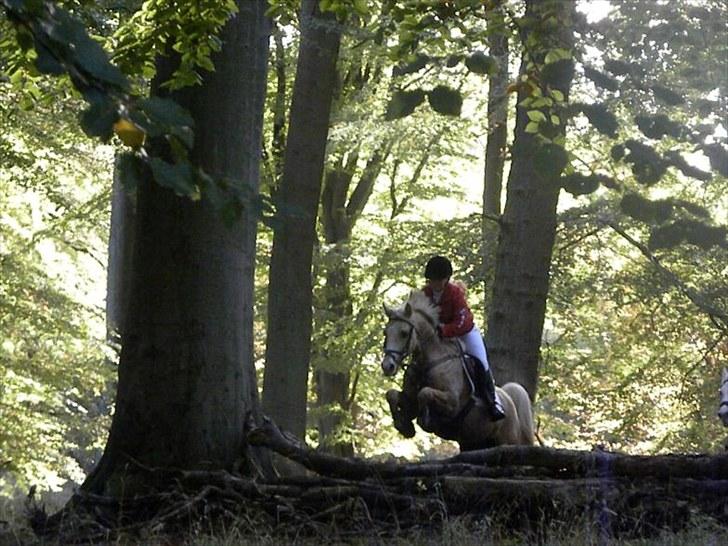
top-left (464, 51), bottom-right (498, 75)
top-left (560, 173), bottom-right (607, 196)
top-left (583, 66), bottom-right (619, 92)
top-left (541, 58), bottom-right (575, 89)
top-left (649, 220), bottom-right (727, 251)
top-left (385, 88), bottom-right (425, 120)
top-left (573, 102), bottom-right (618, 138)
top-left (427, 85), bottom-right (462, 117)
top-left (112, 0), bottom-right (238, 89)
top-left (620, 140), bottom-right (669, 185)
top-left (391, 53), bottom-right (429, 77)
top-left (0, 84), bottom-right (113, 486)
top-left (544, 207), bottom-right (727, 454)
top-left (534, 142), bottom-right (569, 180)
top-left (635, 114), bottom-right (683, 141)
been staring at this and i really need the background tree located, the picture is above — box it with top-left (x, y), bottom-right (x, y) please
top-left (262, 0), bottom-right (343, 450)
top-left (486, 0), bottom-right (577, 398)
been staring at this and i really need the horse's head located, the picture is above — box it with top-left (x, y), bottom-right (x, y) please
top-left (719, 368), bottom-right (728, 427)
top-left (381, 302), bottom-right (418, 377)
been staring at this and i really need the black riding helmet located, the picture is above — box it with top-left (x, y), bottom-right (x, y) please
top-left (424, 255), bottom-right (453, 280)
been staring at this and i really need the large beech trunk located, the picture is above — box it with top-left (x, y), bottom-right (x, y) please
top-left (262, 0), bottom-right (341, 444)
top-left (486, 0), bottom-right (575, 399)
top-left (84, 1), bottom-right (270, 495)
top-left (481, 10), bottom-right (509, 313)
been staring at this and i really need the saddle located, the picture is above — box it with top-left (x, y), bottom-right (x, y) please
top-left (455, 339), bottom-right (484, 399)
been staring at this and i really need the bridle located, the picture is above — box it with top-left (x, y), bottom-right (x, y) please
top-left (383, 316), bottom-right (418, 372)
top-left (720, 375), bottom-right (728, 411)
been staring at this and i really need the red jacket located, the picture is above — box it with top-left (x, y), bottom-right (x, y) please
top-left (423, 282), bottom-right (474, 338)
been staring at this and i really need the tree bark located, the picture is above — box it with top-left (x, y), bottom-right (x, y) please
top-left (486, 0), bottom-right (575, 399)
top-left (262, 0), bottom-right (342, 451)
top-left (481, 9), bottom-right (509, 314)
top-left (84, 1), bottom-right (270, 495)
top-left (105, 157), bottom-right (136, 341)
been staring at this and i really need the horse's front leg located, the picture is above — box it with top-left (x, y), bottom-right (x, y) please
top-left (386, 389), bottom-right (416, 438)
top-left (417, 386), bottom-right (460, 430)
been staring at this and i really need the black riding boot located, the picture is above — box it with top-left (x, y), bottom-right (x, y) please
top-left (476, 367), bottom-right (506, 421)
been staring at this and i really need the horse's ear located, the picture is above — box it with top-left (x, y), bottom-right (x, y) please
top-left (404, 303), bottom-right (412, 317)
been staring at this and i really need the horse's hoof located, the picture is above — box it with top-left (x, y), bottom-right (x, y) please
top-left (396, 420), bottom-right (416, 438)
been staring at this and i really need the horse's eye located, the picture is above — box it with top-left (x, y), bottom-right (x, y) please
top-left (400, 331), bottom-right (408, 338)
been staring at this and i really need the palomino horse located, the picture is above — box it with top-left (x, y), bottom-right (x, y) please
top-left (381, 290), bottom-right (535, 450)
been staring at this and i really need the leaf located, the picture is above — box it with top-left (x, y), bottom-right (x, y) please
top-left (139, 97), bottom-right (195, 129)
top-left (73, 36), bottom-right (128, 89)
top-left (525, 121), bottom-right (540, 134)
top-left (427, 85), bottom-right (462, 117)
top-left (392, 54), bottom-right (429, 76)
top-left (149, 158), bottom-right (196, 196)
top-left (534, 143), bottom-right (568, 179)
top-left (446, 55), bottom-right (462, 68)
top-left (604, 59), bottom-right (632, 76)
top-left (583, 66), bottom-right (619, 92)
top-left (80, 99), bottom-right (118, 141)
top-left (465, 51), bottom-right (498, 75)
top-left (34, 43), bottom-right (64, 75)
top-left (651, 84), bottom-right (685, 106)
top-left (635, 114), bottom-right (683, 140)
top-left (384, 89), bottom-right (426, 120)
top-left (540, 59), bottom-right (574, 88)
top-left (527, 110), bottom-right (547, 123)
top-left (560, 173), bottom-right (604, 196)
top-left (550, 89), bottom-right (564, 102)
top-left (577, 103), bottom-right (618, 138)
top-left (623, 140), bottom-right (668, 185)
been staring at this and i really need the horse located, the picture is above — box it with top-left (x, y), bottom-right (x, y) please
top-left (381, 290), bottom-right (535, 451)
top-left (719, 368), bottom-right (728, 427)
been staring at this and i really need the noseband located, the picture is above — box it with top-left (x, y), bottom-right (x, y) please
top-left (383, 317), bottom-right (417, 368)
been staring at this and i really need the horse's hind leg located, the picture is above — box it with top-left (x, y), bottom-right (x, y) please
top-left (386, 389), bottom-right (416, 438)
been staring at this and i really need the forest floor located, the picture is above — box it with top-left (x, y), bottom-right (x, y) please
top-left (2, 420), bottom-right (726, 545)
top-left (1, 509), bottom-right (727, 546)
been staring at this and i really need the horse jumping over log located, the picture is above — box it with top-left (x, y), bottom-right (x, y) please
top-left (381, 290), bottom-right (535, 451)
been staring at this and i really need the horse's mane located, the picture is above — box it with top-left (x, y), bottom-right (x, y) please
top-left (405, 290), bottom-right (439, 328)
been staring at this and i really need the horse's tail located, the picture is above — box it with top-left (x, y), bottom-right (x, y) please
top-left (502, 382), bottom-right (535, 445)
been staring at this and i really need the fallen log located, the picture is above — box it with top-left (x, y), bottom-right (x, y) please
top-left (248, 416), bottom-right (728, 481)
top-left (450, 444), bottom-right (728, 480)
top-left (29, 417), bottom-right (728, 543)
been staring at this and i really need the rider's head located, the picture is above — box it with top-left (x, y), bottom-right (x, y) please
top-left (424, 256), bottom-right (452, 290)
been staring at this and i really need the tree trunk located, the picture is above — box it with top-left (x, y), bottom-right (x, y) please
top-left (84, 1), bottom-right (270, 495)
top-left (262, 0), bottom-right (342, 451)
top-left (486, 0), bottom-right (575, 399)
top-left (481, 9), bottom-right (509, 314)
top-left (105, 158), bottom-right (136, 341)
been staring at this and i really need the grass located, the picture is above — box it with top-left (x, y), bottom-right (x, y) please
top-left (3, 510), bottom-right (726, 546)
top-left (2, 486), bottom-right (726, 546)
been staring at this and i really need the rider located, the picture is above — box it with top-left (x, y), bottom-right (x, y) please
top-left (423, 255), bottom-right (506, 421)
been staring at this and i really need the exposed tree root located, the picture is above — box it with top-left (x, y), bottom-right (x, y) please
top-left (28, 417), bottom-right (728, 543)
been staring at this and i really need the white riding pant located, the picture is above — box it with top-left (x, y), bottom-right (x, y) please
top-left (459, 326), bottom-right (490, 372)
